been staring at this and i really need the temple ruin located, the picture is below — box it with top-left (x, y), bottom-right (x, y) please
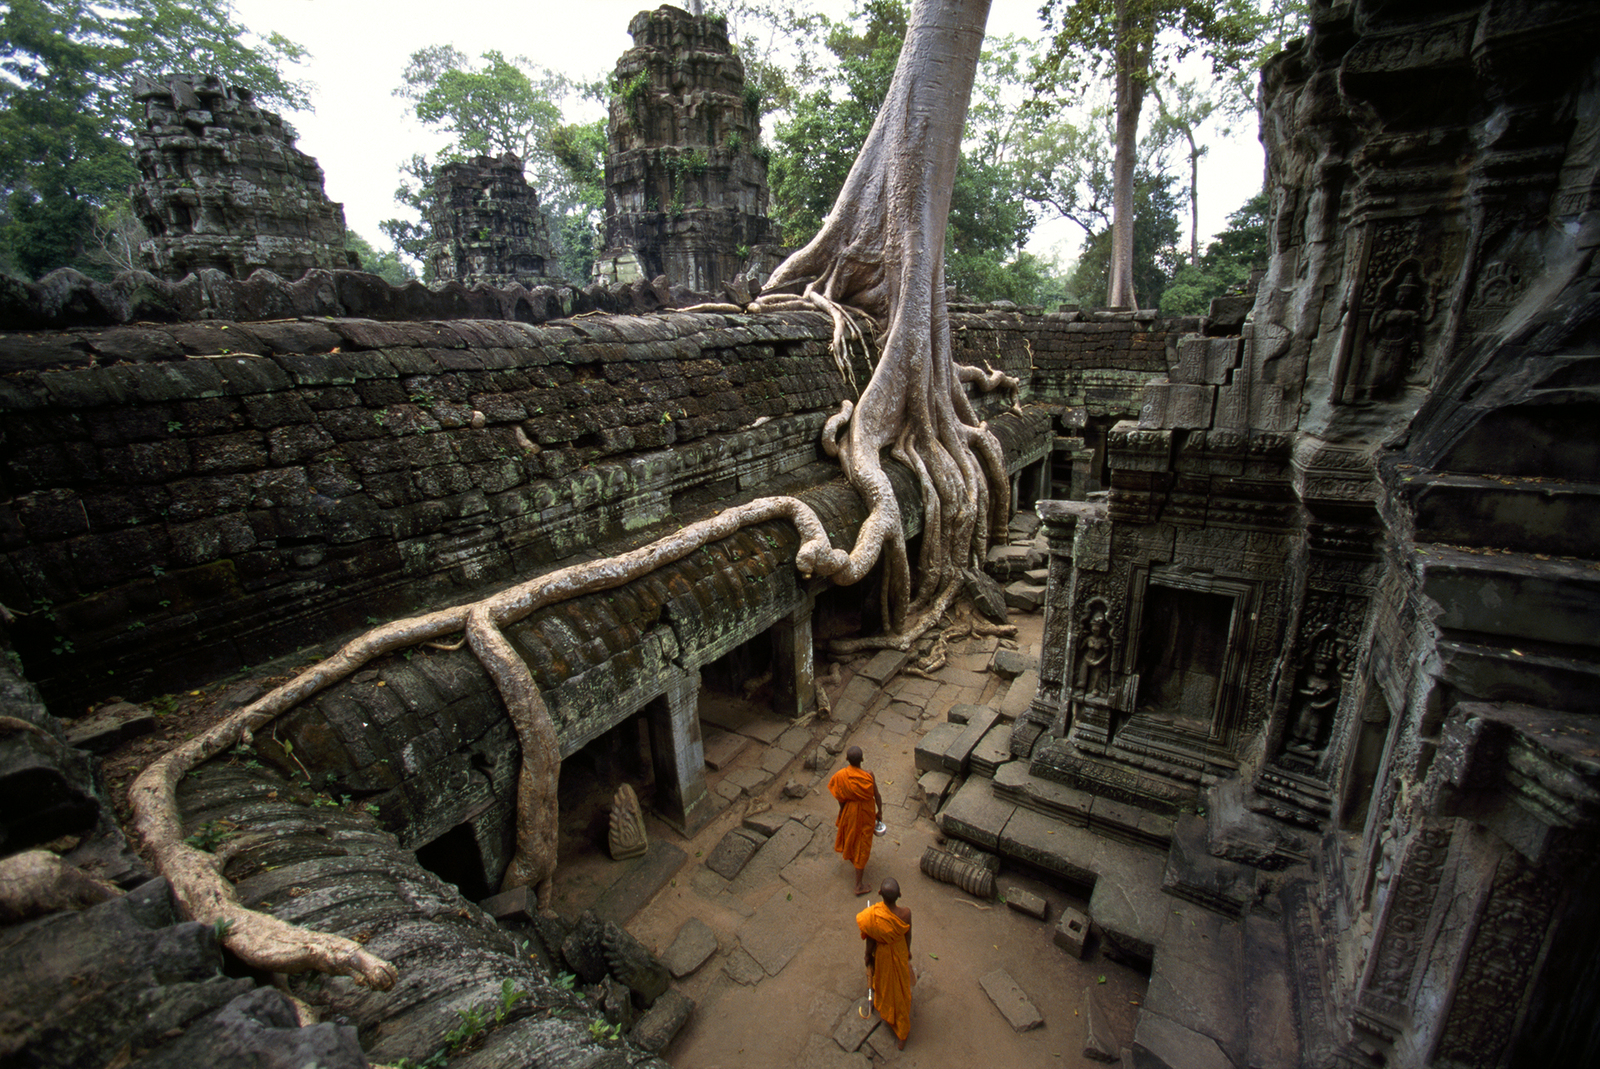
top-left (596, 5), bottom-right (782, 294)
top-left (1, 0), bottom-right (1598, 1066)
top-left (424, 153), bottom-right (565, 287)
top-left (131, 74), bottom-right (352, 282)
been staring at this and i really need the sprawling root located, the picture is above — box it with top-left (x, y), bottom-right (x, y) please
top-left (128, 496), bottom-right (848, 984)
top-left (761, 0), bottom-right (1008, 655)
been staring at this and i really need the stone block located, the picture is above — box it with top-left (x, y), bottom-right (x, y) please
top-left (731, 819), bottom-right (813, 892)
top-left (997, 670), bottom-right (1037, 723)
top-left (661, 917), bottom-right (719, 978)
top-left (832, 1002), bottom-right (879, 1051)
top-left (947, 703), bottom-right (985, 725)
top-left (701, 727), bottom-right (748, 770)
top-left (1172, 336), bottom-right (1240, 385)
top-left (915, 722), bottom-right (964, 774)
top-left (1004, 580), bottom-right (1046, 612)
top-left (1131, 1012), bottom-right (1234, 1069)
top-left (978, 968), bottom-right (1044, 1032)
top-left (1140, 383), bottom-right (1215, 430)
top-left (858, 648), bottom-right (910, 685)
top-left (706, 826), bottom-right (765, 879)
top-left (742, 812), bottom-right (786, 837)
top-left (759, 745), bottom-right (793, 775)
top-left (632, 988), bottom-right (694, 1053)
top-left (64, 701), bottom-right (156, 754)
top-left (943, 705), bottom-right (1000, 775)
top-left (1160, 814), bottom-right (1254, 918)
top-left (592, 841), bottom-right (688, 927)
top-left (917, 769), bottom-right (953, 813)
top-left (936, 777), bottom-right (1015, 852)
top-left (724, 766), bottom-right (771, 795)
top-left (737, 886), bottom-right (811, 976)
top-left (989, 648), bottom-right (1037, 679)
top-left (722, 946), bottom-right (764, 986)
top-left (1083, 982), bottom-right (1135, 1063)
top-left (1004, 887), bottom-right (1048, 921)
top-left (477, 884), bottom-right (536, 922)
top-left (1054, 906), bottom-right (1090, 957)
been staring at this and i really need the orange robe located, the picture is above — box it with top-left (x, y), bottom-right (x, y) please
top-left (858, 900), bottom-right (913, 1042)
top-left (829, 765), bottom-right (876, 868)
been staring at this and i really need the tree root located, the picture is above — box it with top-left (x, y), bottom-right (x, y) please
top-left (128, 495), bottom-right (850, 984)
top-left (0, 849), bottom-right (122, 923)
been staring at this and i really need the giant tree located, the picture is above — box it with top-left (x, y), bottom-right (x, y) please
top-left (129, 0), bottom-right (1009, 991)
top-left (1036, 0), bottom-right (1263, 309)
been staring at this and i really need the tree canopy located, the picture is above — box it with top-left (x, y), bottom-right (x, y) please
top-left (0, 0), bottom-right (308, 279)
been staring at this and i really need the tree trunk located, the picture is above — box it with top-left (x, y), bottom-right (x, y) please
top-left (1107, 0), bottom-right (1149, 310)
top-left (764, 0), bottom-right (1013, 646)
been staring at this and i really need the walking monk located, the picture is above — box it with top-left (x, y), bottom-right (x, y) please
top-left (828, 746), bottom-right (882, 894)
top-left (859, 877), bottom-right (914, 1049)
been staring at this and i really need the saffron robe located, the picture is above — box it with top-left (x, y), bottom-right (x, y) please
top-left (858, 900), bottom-right (913, 1042)
top-left (829, 765), bottom-right (876, 868)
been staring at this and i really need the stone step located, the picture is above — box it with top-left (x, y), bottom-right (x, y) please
top-left (992, 759), bottom-right (1175, 849)
top-left (1416, 542), bottom-right (1600, 650)
top-left (1160, 815), bottom-right (1256, 918)
top-left (968, 723), bottom-right (1011, 779)
top-left (937, 776), bottom-right (1169, 965)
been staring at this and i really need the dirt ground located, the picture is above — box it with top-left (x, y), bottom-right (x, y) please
top-left (551, 610), bottom-right (1149, 1069)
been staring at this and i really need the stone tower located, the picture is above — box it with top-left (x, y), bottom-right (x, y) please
top-left (131, 74), bottom-right (351, 282)
top-left (599, 4), bottom-right (778, 294)
top-left (424, 153), bottom-right (563, 286)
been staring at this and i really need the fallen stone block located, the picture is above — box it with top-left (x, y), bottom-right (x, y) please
top-left (915, 722), bottom-right (964, 773)
top-left (724, 766), bottom-right (771, 796)
top-left (477, 884), bottom-right (537, 922)
top-left (858, 648), bottom-right (910, 685)
top-left (706, 826), bottom-right (765, 880)
top-left (1055, 906), bottom-right (1090, 958)
top-left (742, 812), bottom-right (786, 837)
top-left (782, 778), bottom-right (808, 799)
top-left (978, 968), bottom-right (1044, 1032)
top-left (917, 769), bottom-right (953, 813)
top-left (64, 701), bottom-right (156, 754)
top-left (701, 727), bottom-right (749, 771)
top-left (1083, 982), bottom-right (1134, 1063)
top-left (988, 648), bottom-right (1037, 680)
top-left (1003, 887), bottom-right (1048, 921)
top-left (1004, 580), bottom-right (1046, 612)
top-left (997, 670), bottom-right (1038, 723)
top-left (947, 703), bottom-right (985, 725)
top-left (661, 917), bottom-right (718, 978)
top-left (632, 989), bottom-right (694, 1053)
top-left (804, 745), bottom-right (830, 770)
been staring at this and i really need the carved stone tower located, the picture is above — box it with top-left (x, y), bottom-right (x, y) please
top-left (131, 75), bottom-right (350, 282)
top-left (599, 4), bottom-right (778, 293)
top-left (424, 153), bottom-right (563, 286)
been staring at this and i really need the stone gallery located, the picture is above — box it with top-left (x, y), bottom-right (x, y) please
top-left (0, 2), bottom-right (1596, 1068)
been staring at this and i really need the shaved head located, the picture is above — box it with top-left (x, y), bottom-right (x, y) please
top-left (879, 878), bottom-right (900, 904)
top-left (847, 745), bottom-right (863, 766)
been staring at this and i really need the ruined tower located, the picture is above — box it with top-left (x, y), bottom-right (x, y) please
top-left (424, 153), bottom-right (563, 286)
top-left (131, 74), bottom-right (351, 282)
top-left (599, 4), bottom-right (778, 293)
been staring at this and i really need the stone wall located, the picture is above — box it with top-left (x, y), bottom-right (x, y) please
top-left (601, 4), bottom-right (779, 294)
top-left (426, 154), bottom-right (564, 286)
top-left (131, 75), bottom-right (350, 282)
top-left (1018, 1), bottom-right (1600, 1065)
top-left (2, 302), bottom-right (1185, 711)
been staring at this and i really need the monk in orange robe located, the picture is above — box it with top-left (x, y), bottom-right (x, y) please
top-left (859, 877), bottom-right (914, 1049)
top-left (828, 746), bottom-right (882, 894)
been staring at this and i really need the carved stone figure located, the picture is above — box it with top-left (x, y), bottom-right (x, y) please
top-left (1286, 644), bottom-right (1342, 757)
top-left (607, 783), bottom-right (648, 860)
top-left (1357, 259), bottom-right (1434, 398)
top-left (1074, 603), bottom-right (1113, 698)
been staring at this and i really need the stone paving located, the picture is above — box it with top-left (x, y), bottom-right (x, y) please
top-left (549, 607), bottom-right (1153, 1068)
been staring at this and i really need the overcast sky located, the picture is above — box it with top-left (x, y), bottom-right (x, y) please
top-left (229, 0), bottom-right (1265, 267)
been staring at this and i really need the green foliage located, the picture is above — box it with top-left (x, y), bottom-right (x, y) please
top-left (345, 229), bottom-right (416, 285)
top-left (1068, 171), bottom-right (1184, 309)
top-left (588, 1017), bottom-right (623, 1045)
top-left (1158, 189), bottom-right (1267, 315)
top-left (391, 47), bottom-right (606, 284)
top-left (0, 0), bottom-right (308, 279)
top-left (184, 819), bottom-right (239, 851)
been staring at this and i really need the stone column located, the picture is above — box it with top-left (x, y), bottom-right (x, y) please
top-left (770, 591), bottom-right (815, 719)
top-left (1012, 499), bottom-right (1092, 758)
top-left (647, 668), bottom-right (713, 835)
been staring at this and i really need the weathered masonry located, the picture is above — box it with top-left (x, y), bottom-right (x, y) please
top-left (0, 277), bottom-right (1191, 882)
